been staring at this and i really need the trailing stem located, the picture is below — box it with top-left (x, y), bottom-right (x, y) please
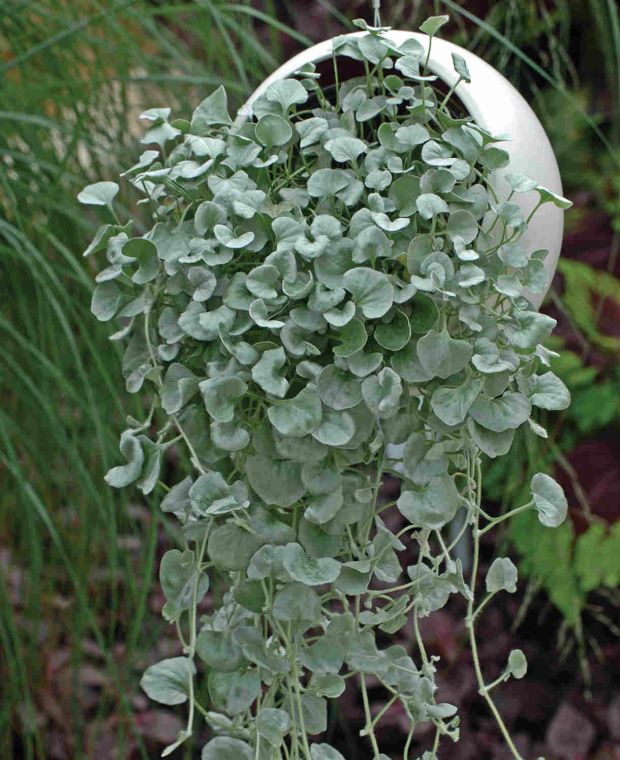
top-left (466, 453), bottom-right (525, 760)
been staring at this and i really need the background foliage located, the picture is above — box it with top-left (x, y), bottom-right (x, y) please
top-left (1, 1), bottom-right (619, 758)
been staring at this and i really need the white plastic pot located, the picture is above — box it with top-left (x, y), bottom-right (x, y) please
top-left (238, 30), bottom-right (566, 309)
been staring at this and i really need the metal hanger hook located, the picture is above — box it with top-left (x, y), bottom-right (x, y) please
top-left (372, 0), bottom-right (382, 27)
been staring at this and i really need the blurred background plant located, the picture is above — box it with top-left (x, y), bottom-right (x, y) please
top-left (1, 1), bottom-right (619, 758)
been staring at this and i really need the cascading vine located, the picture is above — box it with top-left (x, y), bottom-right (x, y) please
top-left (80, 14), bottom-right (572, 760)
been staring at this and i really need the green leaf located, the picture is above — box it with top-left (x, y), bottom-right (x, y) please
top-left (247, 264), bottom-right (280, 300)
top-left (140, 657), bottom-right (194, 705)
top-left (190, 471), bottom-right (249, 516)
top-left (373, 212), bottom-right (409, 233)
top-left (347, 350), bottom-right (383, 378)
top-left (447, 210), bottom-right (478, 244)
top-left (416, 193), bottom-right (449, 219)
top-left (161, 477), bottom-right (192, 519)
top-left (137, 438), bottom-right (162, 496)
top-left (431, 376), bottom-right (483, 426)
top-left (200, 377), bottom-right (247, 423)
top-left (311, 744), bottom-right (346, 760)
top-left (198, 304), bottom-right (236, 339)
top-left (77, 181), bottom-right (119, 207)
top-left (511, 311), bottom-right (556, 349)
top-left (213, 224), bottom-right (254, 249)
top-left (196, 630), bottom-right (244, 672)
top-left (536, 185), bottom-right (573, 209)
top-left (485, 557), bottom-right (518, 593)
top-left (333, 318), bottom-right (368, 357)
top-left (208, 668), bottom-right (260, 714)
top-left (325, 136), bottom-right (367, 163)
top-left (468, 419), bottom-right (514, 458)
top-left (472, 339), bottom-right (519, 375)
top-left (417, 328), bottom-right (472, 379)
top-left (287, 693), bottom-right (327, 735)
top-left (451, 52), bottom-right (471, 82)
top-left (312, 408), bottom-right (356, 446)
top-left (423, 141), bottom-right (456, 169)
top-left (306, 490), bottom-right (344, 525)
top-left (357, 33), bottom-right (389, 63)
top-left (395, 124), bottom-right (430, 150)
top-left (83, 222), bottom-right (122, 257)
top-left (530, 473), bottom-right (568, 528)
top-left (252, 347), bottom-right (289, 398)
top-left (318, 365), bottom-right (362, 410)
top-left (141, 121), bottom-right (180, 148)
top-left (191, 86), bottom-right (232, 131)
top-left (494, 274), bottom-right (522, 298)
top-left (397, 476), bottom-right (460, 529)
top-left (361, 368), bottom-right (402, 418)
top-left (91, 281), bottom-right (122, 322)
top-left (527, 372), bottom-right (571, 411)
top-left (420, 14), bottom-right (449, 35)
top-left (246, 454), bottom-right (305, 508)
top-left (237, 635), bottom-right (284, 678)
top-left (374, 309), bottom-right (411, 352)
top-left (274, 433), bottom-right (328, 464)
top-left (343, 267), bottom-right (394, 319)
top-left (247, 544), bottom-right (287, 581)
top-left (282, 543), bottom-right (341, 585)
top-left (505, 649), bottom-right (527, 679)
top-left (251, 507), bottom-right (296, 546)
top-left (123, 238), bottom-right (159, 284)
top-left (161, 363), bottom-right (198, 414)
top-left (335, 561), bottom-right (372, 595)
top-left (479, 146), bottom-right (510, 170)
top-left (207, 524), bottom-right (264, 571)
top-left (506, 173), bottom-right (537, 193)
top-left (249, 298), bottom-right (285, 329)
top-left (469, 391), bottom-right (531, 432)
top-left (308, 168), bottom-right (350, 197)
top-left (268, 386), bottom-right (322, 437)
top-left (255, 114), bottom-right (293, 147)
top-left (391, 342), bottom-right (433, 383)
top-left (409, 294), bottom-right (439, 334)
top-left (296, 117), bottom-right (328, 147)
top-left (195, 200), bottom-right (226, 235)
top-left (211, 420), bottom-right (250, 452)
top-left (497, 242), bottom-right (527, 269)
top-left (273, 582), bottom-right (322, 624)
top-left (105, 431), bottom-right (143, 488)
top-left (234, 580), bottom-right (267, 613)
top-left (201, 737), bottom-right (252, 760)
top-left (356, 97), bottom-right (386, 122)
top-left (265, 78), bottom-right (308, 110)
top-left (310, 673), bottom-right (346, 698)
top-left (178, 302), bottom-right (208, 340)
top-left (301, 458), bottom-right (340, 495)
top-left (160, 549), bottom-right (209, 619)
top-left (389, 175), bottom-right (422, 216)
top-left (257, 708), bottom-right (290, 747)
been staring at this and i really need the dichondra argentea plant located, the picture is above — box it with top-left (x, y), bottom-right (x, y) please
top-left (80, 14), bottom-right (572, 760)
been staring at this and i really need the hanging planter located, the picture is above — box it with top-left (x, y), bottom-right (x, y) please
top-left (80, 12), bottom-right (573, 760)
top-left (239, 29), bottom-right (567, 309)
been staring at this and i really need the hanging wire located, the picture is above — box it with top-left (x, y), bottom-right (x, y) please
top-left (372, 0), bottom-right (382, 27)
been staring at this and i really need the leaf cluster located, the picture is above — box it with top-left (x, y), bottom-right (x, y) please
top-left (80, 17), bottom-right (572, 759)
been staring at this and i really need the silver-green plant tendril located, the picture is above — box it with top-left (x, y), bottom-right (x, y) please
top-left (80, 15), bottom-right (572, 760)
